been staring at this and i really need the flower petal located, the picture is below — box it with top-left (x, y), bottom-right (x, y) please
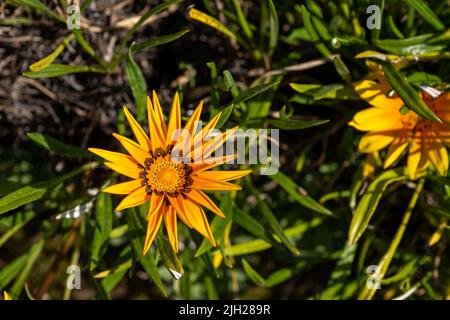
top-left (350, 108), bottom-right (406, 132)
top-left (195, 170), bottom-right (252, 182)
top-left (407, 130), bottom-right (429, 179)
top-left (152, 91), bottom-right (167, 137)
top-left (183, 197), bottom-right (216, 247)
top-left (354, 80), bottom-right (404, 109)
top-left (164, 206), bottom-right (178, 253)
top-left (191, 154), bottom-right (238, 172)
top-left (167, 195), bottom-right (193, 228)
top-left (103, 179), bottom-right (143, 194)
top-left (112, 133), bottom-right (150, 166)
top-left (186, 189), bottom-right (225, 218)
top-left (147, 96), bottom-right (166, 152)
top-left (143, 205), bottom-right (165, 255)
top-left (147, 193), bottom-right (165, 219)
top-left (166, 92), bottom-right (181, 144)
top-left (116, 186), bottom-right (149, 211)
top-left (89, 148), bottom-right (135, 165)
top-left (383, 129), bottom-right (411, 168)
top-left (191, 176), bottom-right (242, 191)
top-left (358, 131), bottom-right (395, 153)
top-left (123, 106), bottom-right (151, 151)
top-left (105, 162), bottom-right (141, 179)
top-left (426, 130), bottom-right (448, 176)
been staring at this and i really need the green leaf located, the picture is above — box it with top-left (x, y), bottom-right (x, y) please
top-left (242, 259), bottom-right (265, 286)
top-left (27, 132), bottom-right (90, 157)
top-left (0, 162), bottom-right (96, 215)
top-left (224, 217), bottom-right (322, 256)
top-left (72, 29), bottom-right (101, 62)
top-left (348, 168), bottom-right (407, 244)
top-left (23, 64), bottom-right (104, 78)
top-left (0, 253), bottom-right (28, 291)
top-left (126, 209), bottom-right (167, 296)
top-left (90, 193), bottom-right (113, 270)
top-left (266, 118), bottom-right (329, 130)
top-left (270, 172), bottom-right (332, 216)
top-left (125, 45), bottom-right (148, 122)
top-left (10, 239), bottom-right (44, 298)
top-left (157, 234), bottom-right (184, 280)
top-left (233, 208), bottom-right (272, 243)
top-left (215, 104), bottom-right (235, 130)
top-left (29, 34), bottom-right (74, 71)
top-left (248, 180), bottom-right (300, 256)
top-left (195, 193), bottom-right (233, 257)
top-left (381, 61), bottom-right (441, 123)
top-left (132, 29), bottom-right (190, 54)
top-left (405, 0), bottom-right (444, 31)
top-left (265, 268), bottom-right (293, 287)
top-left (373, 35), bottom-right (445, 55)
top-left (231, 81), bottom-right (280, 106)
top-left (13, 0), bottom-right (62, 21)
top-left (232, 0), bottom-right (253, 39)
top-left (267, 0), bottom-right (279, 56)
top-left (301, 5), bottom-right (332, 58)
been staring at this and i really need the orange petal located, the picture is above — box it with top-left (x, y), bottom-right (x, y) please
top-left (164, 206), bottom-right (178, 253)
top-left (116, 186), bottom-right (149, 211)
top-left (166, 92), bottom-right (181, 144)
top-left (183, 197), bottom-right (216, 246)
top-left (358, 131), bottom-right (395, 153)
top-left (186, 189), bottom-right (224, 218)
top-left (89, 148), bottom-right (135, 164)
top-left (147, 96), bottom-right (166, 152)
top-left (191, 176), bottom-right (242, 191)
top-left (143, 205), bottom-right (165, 255)
top-left (191, 154), bottom-right (238, 172)
top-left (147, 193), bottom-right (165, 219)
top-left (112, 133), bottom-right (150, 166)
top-left (407, 130), bottom-right (428, 179)
top-left (105, 162), bottom-right (141, 179)
top-left (384, 129), bottom-right (411, 168)
top-left (195, 126), bottom-right (239, 162)
top-left (354, 80), bottom-right (405, 110)
top-left (426, 130), bottom-right (448, 176)
top-left (152, 91), bottom-right (167, 137)
top-left (167, 195), bottom-right (193, 228)
top-left (350, 108), bottom-right (406, 132)
top-left (103, 179), bottom-right (143, 194)
top-left (123, 106), bottom-right (151, 151)
top-left (195, 170), bottom-right (252, 182)
top-left (191, 111), bottom-right (222, 153)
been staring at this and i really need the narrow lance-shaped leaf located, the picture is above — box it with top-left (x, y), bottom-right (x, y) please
top-left (90, 193), bottom-right (113, 270)
top-left (348, 168), bottom-right (407, 245)
top-left (157, 234), bottom-right (184, 280)
top-left (27, 132), bottom-right (91, 158)
top-left (29, 34), bottom-right (74, 71)
top-left (248, 179), bottom-right (300, 256)
top-left (125, 44), bottom-right (147, 122)
top-left (270, 171), bottom-right (332, 216)
top-left (23, 64), bottom-right (105, 79)
top-left (195, 193), bottom-right (233, 257)
top-left (405, 0), bottom-right (444, 31)
top-left (380, 61), bottom-right (441, 123)
top-left (126, 209), bottom-right (167, 297)
top-left (9, 239), bottom-right (45, 299)
top-left (0, 162), bottom-right (96, 215)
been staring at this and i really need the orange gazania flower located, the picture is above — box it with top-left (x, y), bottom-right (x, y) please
top-left (349, 79), bottom-right (450, 179)
top-left (89, 92), bottom-right (251, 254)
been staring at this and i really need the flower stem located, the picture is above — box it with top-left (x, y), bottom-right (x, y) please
top-left (358, 178), bottom-right (425, 300)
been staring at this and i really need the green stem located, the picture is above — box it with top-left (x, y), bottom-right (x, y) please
top-left (358, 178), bottom-right (425, 300)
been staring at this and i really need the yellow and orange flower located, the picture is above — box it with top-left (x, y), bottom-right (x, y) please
top-left (89, 92), bottom-right (251, 254)
top-left (349, 78), bottom-right (450, 179)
